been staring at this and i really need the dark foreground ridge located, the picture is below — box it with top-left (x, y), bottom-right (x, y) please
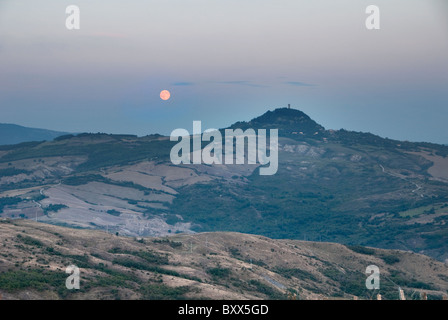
top-left (0, 219), bottom-right (447, 300)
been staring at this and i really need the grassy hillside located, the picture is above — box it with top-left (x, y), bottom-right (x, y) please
top-left (0, 219), bottom-right (447, 300)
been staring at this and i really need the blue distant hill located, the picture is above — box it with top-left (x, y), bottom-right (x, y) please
top-left (0, 123), bottom-right (70, 145)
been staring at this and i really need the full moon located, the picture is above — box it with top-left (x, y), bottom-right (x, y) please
top-left (160, 90), bottom-right (171, 101)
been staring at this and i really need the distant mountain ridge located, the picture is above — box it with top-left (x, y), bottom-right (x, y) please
top-left (0, 123), bottom-right (69, 146)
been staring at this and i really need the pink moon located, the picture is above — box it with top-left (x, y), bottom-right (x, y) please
top-left (160, 90), bottom-right (171, 101)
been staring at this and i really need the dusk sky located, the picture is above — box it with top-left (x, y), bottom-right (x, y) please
top-left (0, 0), bottom-right (447, 143)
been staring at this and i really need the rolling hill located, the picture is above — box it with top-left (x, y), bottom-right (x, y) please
top-left (0, 108), bottom-right (447, 263)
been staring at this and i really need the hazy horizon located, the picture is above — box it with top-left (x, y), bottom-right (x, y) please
top-left (1, 0), bottom-right (447, 144)
top-left (3, 105), bottom-right (448, 146)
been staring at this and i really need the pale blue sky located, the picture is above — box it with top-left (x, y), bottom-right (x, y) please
top-left (0, 0), bottom-right (447, 143)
